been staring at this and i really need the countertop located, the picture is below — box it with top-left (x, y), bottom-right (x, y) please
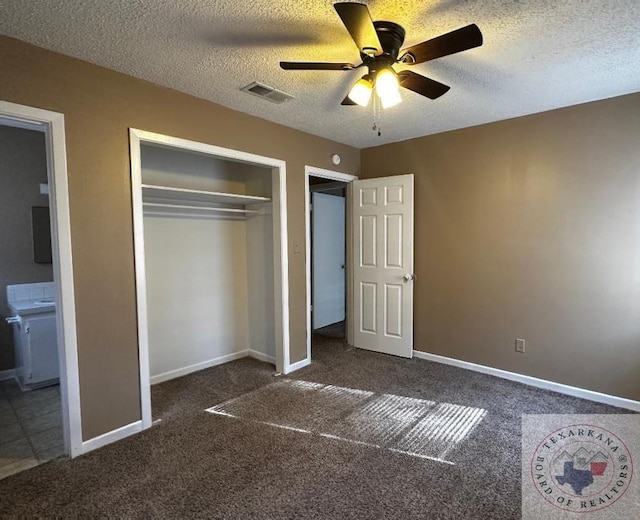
top-left (8, 299), bottom-right (56, 316)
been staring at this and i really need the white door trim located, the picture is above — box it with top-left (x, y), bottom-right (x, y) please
top-left (304, 166), bottom-right (358, 366)
top-left (0, 101), bottom-right (83, 458)
top-left (130, 129), bottom-right (291, 429)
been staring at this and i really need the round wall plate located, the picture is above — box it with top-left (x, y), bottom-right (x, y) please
top-left (331, 154), bottom-right (341, 165)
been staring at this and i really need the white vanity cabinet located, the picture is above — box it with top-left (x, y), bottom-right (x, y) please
top-left (6, 282), bottom-right (60, 390)
top-left (13, 312), bottom-right (59, 388)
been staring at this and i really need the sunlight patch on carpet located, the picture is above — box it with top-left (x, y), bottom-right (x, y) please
top-left (206, 379), bottom-right (487, 464)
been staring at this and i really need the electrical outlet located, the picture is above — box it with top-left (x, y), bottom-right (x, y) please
top-left (515, 338), bottom-right (526, 353)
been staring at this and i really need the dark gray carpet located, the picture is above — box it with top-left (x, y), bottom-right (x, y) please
top-left (0, 333), bottom-right (628, 519)
top-left (313, 320), bottom-right (346, 340)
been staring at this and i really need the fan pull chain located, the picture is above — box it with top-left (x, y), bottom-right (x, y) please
top-left (372, 92), bottom-right (382, 137)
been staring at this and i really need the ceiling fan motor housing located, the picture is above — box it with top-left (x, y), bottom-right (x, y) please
top-left (361, 21), bottom-right (406, 78)
top-left (371, 21), bottom-right (406, 59)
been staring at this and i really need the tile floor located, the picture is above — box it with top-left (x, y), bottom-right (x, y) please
top-left (0, 379), bottom-right (64, 480)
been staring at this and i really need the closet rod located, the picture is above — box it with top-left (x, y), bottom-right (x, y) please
top-left (143, 202), bottom-right (260, 215)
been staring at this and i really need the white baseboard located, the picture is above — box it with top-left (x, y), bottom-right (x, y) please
top-left (413, 351), bottom-right (640, 412)
top-left (286, 357), bottom-right (311, 374)
top-left (0, 369), bottom-right (15, 382)
top-left (81, 420), bottom-right (143, 454)
top-left (248, 349), bottom-right (276, 365)
top-left (150, 350), bottom-right (249, 385)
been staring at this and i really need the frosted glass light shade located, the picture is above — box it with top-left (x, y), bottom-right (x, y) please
top-left (380, 88), bottom-right (402, 108)
top-left (348, 77), bottom-right (373, 107)
top-left (376, 68), bottom-right (402, 109)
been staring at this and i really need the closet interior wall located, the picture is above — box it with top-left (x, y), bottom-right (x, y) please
top-left (140, 143), bottom-right (275, 384)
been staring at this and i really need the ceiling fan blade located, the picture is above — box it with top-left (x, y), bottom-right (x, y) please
top-left (398, 70), bottom-right (450, 99)
top-left (334, 2), bottom-right (383, 56)
top-left (280, 61), bottom-right (355, 70)
top-left (400, 24), bottom-right (482, 64)
top-left (341, 95), bottom-right (357, 105)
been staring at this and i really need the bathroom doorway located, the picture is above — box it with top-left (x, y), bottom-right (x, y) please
top-left (0, 101), bottom-right (81, 478)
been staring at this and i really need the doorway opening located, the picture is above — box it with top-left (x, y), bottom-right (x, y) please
top-left (0, 101), bottom-right (81, 478)
top-left (310, 177), bottom-right (347, 345)
top-left (304, 167), bottom-right (357, 363)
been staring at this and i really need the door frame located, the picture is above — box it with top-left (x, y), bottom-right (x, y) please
top-left (0, 100), bottom-right (83, 457)
top-left (130, 129), bottom-right (290, 429)
top-left (304, 166), bottom-right (358, 362)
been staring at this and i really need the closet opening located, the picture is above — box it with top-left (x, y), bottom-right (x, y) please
top-left (304, 167), bottom-right (358, 364)
top-left (130, 130), bottom-right (289, 429)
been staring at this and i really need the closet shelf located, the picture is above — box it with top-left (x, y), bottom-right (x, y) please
top-left (141, 184), bottom-right (271, 205)
top-left (143, 202), bottom-right (260, 215)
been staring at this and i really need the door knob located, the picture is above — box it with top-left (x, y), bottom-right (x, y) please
top-left (402, 273), bottom-right (416, 282)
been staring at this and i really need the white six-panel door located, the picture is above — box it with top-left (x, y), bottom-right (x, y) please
top-left (352, 174), bottom-right (414, 357)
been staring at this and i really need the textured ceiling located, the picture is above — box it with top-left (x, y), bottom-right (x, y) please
top-left (2, 1), bottom-right (639, 148)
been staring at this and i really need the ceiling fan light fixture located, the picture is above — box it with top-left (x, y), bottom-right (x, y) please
top-left (280, 3), bottom-right (484, 113)
top-left (348, 76), bottom-right (374, 107)
top-left (375, 68), bottom-right (401, 109)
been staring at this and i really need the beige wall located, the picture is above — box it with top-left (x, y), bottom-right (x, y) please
top-left (0, 36), bottom-right (360, 439)
top-left (362, 93), bottom-right (640, 401)
top-left (0, 126), bottom-right (53, 370)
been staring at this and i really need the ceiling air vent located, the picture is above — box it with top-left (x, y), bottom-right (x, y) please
top-left (240, 82), bottom-right (294, 104)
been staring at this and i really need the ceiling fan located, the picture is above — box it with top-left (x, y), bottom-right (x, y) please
top-left (280, 2), bottom-right (483, 109)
